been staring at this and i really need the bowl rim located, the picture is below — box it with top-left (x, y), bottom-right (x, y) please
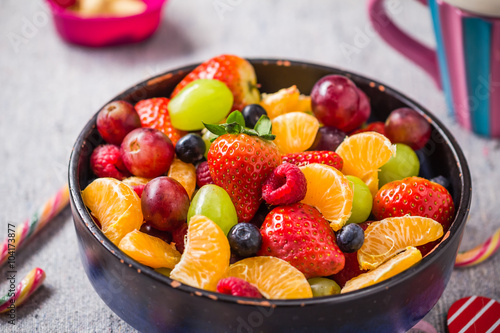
top-left (45, 0), bottom-right (167, 21)
top-left (68, 58), bottom-right (472, 307)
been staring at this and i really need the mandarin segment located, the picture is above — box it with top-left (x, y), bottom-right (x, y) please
top-left (81, 178), bottom-right (143, 245)
top-left (336, 132), bottom-right (396, 180)
top-left (299, 163), bottom-right (353, 231)
top-left (122, 176), bottom-right (151, 187)
top-left (260, 85), bottom-right (311, 119)
top-left (272, 112), bottom-right (320, 154)
top-left (168, 158), bottom-right (197, 199)
top-left (363, 171), bottom-right (379, 198)
top-left (170, 215), bottom-right (230, 292)
top-left (118, 230), bottom-right (181, 269)
top-left (225, 256), bottom-right (312, 299)
top-left (342, 246), bottom-right (422, 293)
top-left (358, 216), bottom-right (443, 270)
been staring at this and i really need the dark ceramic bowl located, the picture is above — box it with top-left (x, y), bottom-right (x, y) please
top-left (69, 59), bottom-right (472, 333)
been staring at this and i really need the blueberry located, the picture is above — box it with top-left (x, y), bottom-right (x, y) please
top-left (242, 104), bottom-right (267, 129)
top-left (227, 223), bottom-right (262, 257)
top-left (336, 223), bottom-right (364, 253)
top-left (175, 133), bottom-right (206, 164)
top-left (430, 175), bottom-right (450, 190)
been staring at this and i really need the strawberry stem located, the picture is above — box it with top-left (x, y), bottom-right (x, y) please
top-left (203, 111), bottom-right (275, 141)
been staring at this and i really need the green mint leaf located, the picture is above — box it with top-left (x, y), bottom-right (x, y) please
top-left (254, 115), bottom-right (272, 136)
top-left (203, 123), bottom-right (226, 136)
top-left (242, 128), bottom-right (259, 136)
top-left (223, 122), bottom-right (241, 134)
top-left (226, 111), bottom-right (245, 128)
top-left (260, 134), bottom-right (276, 141)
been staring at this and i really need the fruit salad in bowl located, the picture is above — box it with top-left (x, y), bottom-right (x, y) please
top-left (69, 55), bottom-right (471, 332)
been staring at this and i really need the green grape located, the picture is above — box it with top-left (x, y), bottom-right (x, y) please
top-left (379, 143), bottom-right (420, 187)
top-left (187, 184), bottom-right (238, 235)
top-left (346, 175), bottom-right (372, 224)
top-left (202, 130), bottom-right (217, 159)
top-left (307, 277), bottom-right (341, 297)
top-left (155, 267), bottom-right (172, 277)
top-left (168, 79), bottom-right (234, 131)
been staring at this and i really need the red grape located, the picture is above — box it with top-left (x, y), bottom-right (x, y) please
top-left (97, 100), bottom-right (141, 145)
top-left (311, 75), bottom-right (367, 132)
top-left (121, 128), bottom-right (175, 178)
top-left (309, 126), bottom-right (347, 151)
top-left (140, 223), bottom-right (172, 243)
top-left (141, 177), bottom-right (190, 232)
top-left (345, 88), bottom-right (371, 133)
top-left (385, 108), bottom-right (431, 150)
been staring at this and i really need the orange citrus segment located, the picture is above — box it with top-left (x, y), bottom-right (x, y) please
top-left (336, 132), bottom-right (396, 180)
top-left (167, 158), bottom-right (196, 199)
top-left (81, 178), bottom-right (143, 245)
top-left (358, 216), bottom-right (443, 270)
top-left (299, 163), bottom-right (353, 231)
top-left (225, 256), bottom-right (312, 299)
top-left (296, 95), bottom-right (312, 113)
top-left (170, 215), bottom-right (230, 292)
top-left (363, 171), bottom-right (379, 198)
top-left (118, 230), bottom-right (181, 269)
top-left (272, 112), bottom-right (320, 154)
top-left (342, 246), bottom-right (422, 293)
top-left (260, 85), bottom-right (311, 119)
top-left (122, 176), bottom-right (151, 188)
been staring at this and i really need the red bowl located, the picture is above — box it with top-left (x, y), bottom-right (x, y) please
top-left (45, 0), bottom-right (168, 47)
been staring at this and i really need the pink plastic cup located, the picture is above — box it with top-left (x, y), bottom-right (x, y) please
top-left (45, 0), bottom-right (168, 47)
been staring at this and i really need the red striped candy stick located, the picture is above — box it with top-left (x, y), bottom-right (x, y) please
top-left (0, 184), bottom-right (70, 267)
top-left (0, 268), bottom-right (46, 313)
top-left (447, 296), bottom-right (500, 333)
top-left (455, 228), bottom-right (500, 268)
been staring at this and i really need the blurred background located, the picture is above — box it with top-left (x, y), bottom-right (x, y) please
top-left (0, 0), bottom-right (498, 331)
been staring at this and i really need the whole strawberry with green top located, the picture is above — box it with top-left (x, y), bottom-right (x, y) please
top-left (171, 54), bottom-right (260, 112)
top-left (206, 111), bottom-right (281, 222)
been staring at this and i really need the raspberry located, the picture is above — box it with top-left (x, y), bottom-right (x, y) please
top-left (282, 151), bottom-right (343, 171)
top-left (262, 163), bottom-right (307, 206)
top-left (130, 184), bottom-right (146, 198)
top-left (171, 223), bottom-right (188, 254)
top-left (216, 277), bottom-right (263, 298)
top-left (196, 161), bottom-right (214, 188)
top-left (90, 144), bottom-right (130, 180)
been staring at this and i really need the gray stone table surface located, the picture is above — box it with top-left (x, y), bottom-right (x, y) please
top-left (0, 0), bottom-right (499, 332)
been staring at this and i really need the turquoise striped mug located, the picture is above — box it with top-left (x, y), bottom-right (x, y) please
top-left (368, 0), bottom-right (500, 138)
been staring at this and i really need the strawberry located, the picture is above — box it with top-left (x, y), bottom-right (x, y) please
top-left (171, 54), bottom-right (260, 111)
top-left (282, 151), bottom-right (343, 170)
top-left (373, 177), bottom-right (455, 256)
top-left (134, 98), bottom-right (186, 145)
top-left (373, 176), bottom-right (455, 230)
top-left (258, 203), bottom-right (345, 278)
top-left (206, 111), bottom-right (281, 222)
top-left (350, 121), bottom-right (386, 136)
